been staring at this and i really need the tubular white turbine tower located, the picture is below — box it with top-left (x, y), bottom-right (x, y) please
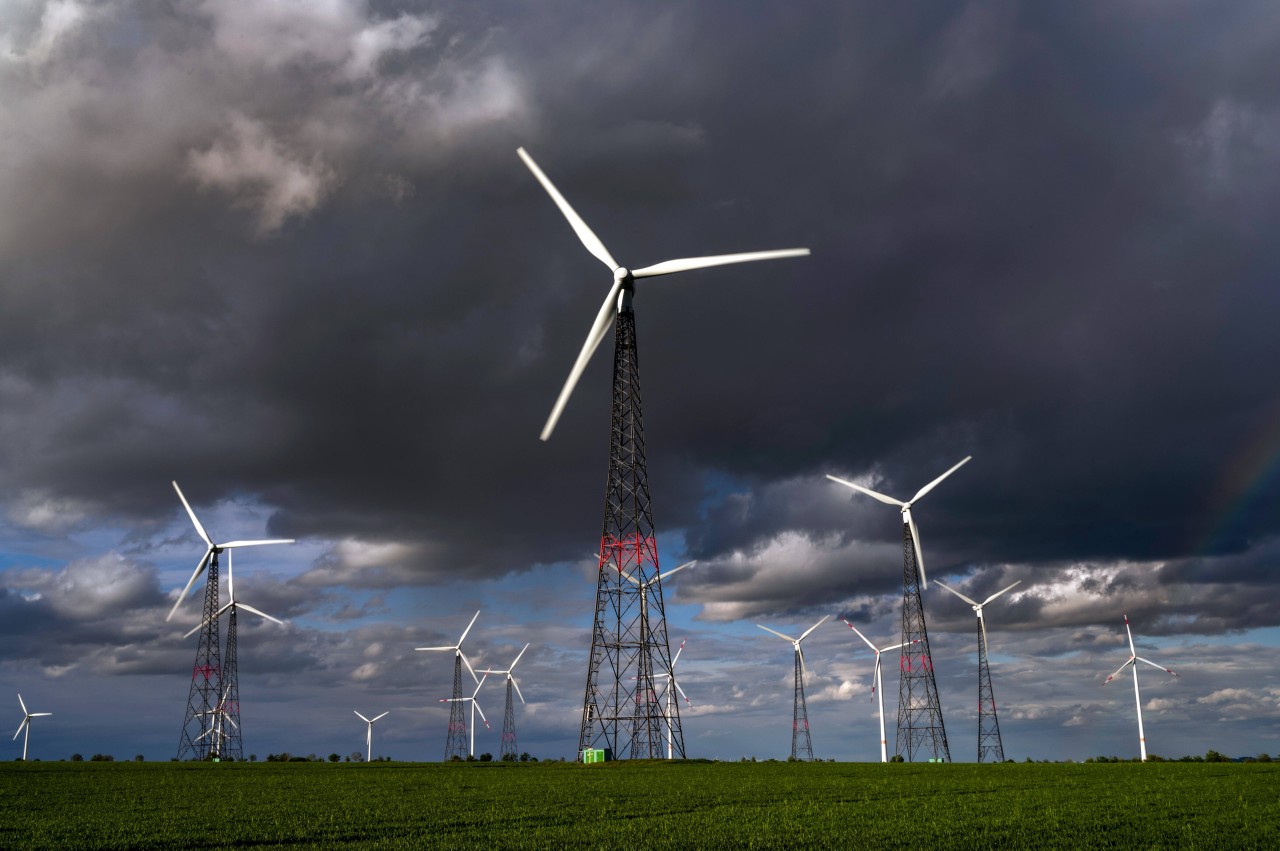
top-left (757, 615), bottom-right (830, 761)
top-left (841, 621), bottom-right (917, 763)
top-left (1103, 613), bottom-right (1179, 761)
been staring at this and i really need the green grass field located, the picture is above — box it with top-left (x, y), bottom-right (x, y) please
top-left (2, 760), bottom-right (1276, 849)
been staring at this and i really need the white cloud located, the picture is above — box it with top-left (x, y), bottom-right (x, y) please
top-left (187, 113), bottom-right (336, 234)
top-left (7, 552), bottom-right (160, 619)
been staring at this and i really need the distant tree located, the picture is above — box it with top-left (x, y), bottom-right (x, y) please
top-left (889, 755), bottom-right (904, 763)
top-left (1258, 753), bottom-right (1272, 763)
top-left (448, 754), bottom-right (462, 762)
top-left (328, 753), bottom-right (341, 763)
top-left (350, 752), bottom-right (363, 763)
top-left (90, 754), bottom-right (114, 762)
top-left (1205, 749), bottom-right (1230, 763)
top-left (134, 755), bottom-right (144, 762)
top-left (250, 754), bottom-right (257, 762)
top-left (71, 754), bottom-right (83, 762)
top-left (479, 752), bottom-right (493, 763)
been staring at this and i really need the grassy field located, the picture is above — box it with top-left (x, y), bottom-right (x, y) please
top-left (1, 760), bottom-right (1276, 849)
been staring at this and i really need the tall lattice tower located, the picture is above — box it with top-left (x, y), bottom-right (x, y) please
top-left (896, 526), bottom-right (950, 762)
top-left (500, 678), bottom-right (518, 760)
top-left (219, 606), bottom-right (244, 761)
top-left (976, 619), bottom-right (1004, 763)
top-left (444, 654), bottom-right (469, 760)
top-left (579, 308), bottom-right (682, 760)
top-left (177, 552), bottom-right (222, 760)
top-left (791, 650), bottom-right (815, 762)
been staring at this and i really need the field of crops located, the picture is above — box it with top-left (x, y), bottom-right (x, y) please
top-left (2, 760), bottom-right (1276, 849)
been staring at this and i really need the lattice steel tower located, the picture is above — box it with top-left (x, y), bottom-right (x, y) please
top-left (444, 655), bottom-right (469, 760)
top-left (791, 650), bottom-right (815, 761)
top-left (177, 552), bottom-right (222, 760)
top-left (896, 526), bottom-right (950, 762)
top-left (218, 606), bottom-right (244, 761)
top-left (975, 618), bottom-right (1004, 763)
top-left (579, 308), bottom-right (683, 760)
top-left (500, 678), bottom-right (518, 759)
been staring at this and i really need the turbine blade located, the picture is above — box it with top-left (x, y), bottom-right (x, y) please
top-left (172, 481), bottom-right (213, 547)
top-left (756, 624), bottom-right (795, 642)
top-left (910, 456), bottom-right (972, 504)
top-left (517, 147), bottom-right (618, 270)
top-left (798, 646), bottom-right (808, 683)
top-left (355, 711), bottom-right (370, 723)
top-left (221, 539), bottom-right (295, 548)
top-left (236, 602), bottom-right (285, 627)
top-left (630, 248), bottom-right (810, 278)
top-left (658, 560), bottom-right (697, 583)
top-left (166, 547), bottom-right (213, 622)
top-left (460, 651), bottom-right (480, 686)
top-left (29, 712), bottom-right (51, 718)
top-left (511, 676), bottom-right (526, 705)
top-left (415, 646), bottom-right (453, 652)
top-left (982, 580), bottom-right (1022, 607)
top-left (372, 712), bottom-right (389, 722)
top-left (908, 513), bottom-right (927, 589)
top-left (674, 679), bottom-right (690, 705)
top-left (510, 643), bottom-right (530, 671)
top-left (17, 694), bottom-right (27, 715)
top-left (980, 616), bottom-right (990, 659)
top-left (540, 279), bottom-right (623, 441)
top-left (799, 614), bottom-right (831, 641)
top-left (473, 700), bottom-right (489, 727)
top-left (825, 475), bottom-right (905, 507)
top-left (934, 580), bottom-right (978, 608)
top-left (1124, 613), bottom-right (1137, 657)
top-left (611, 563), bottom-right (642, 586)
top-left (227, 550), bottom-right (234, 601)
top-left (1136, 657), bottom-right (1179, 677)
top-left (1104, 657), bottom-right (1135, 684)
top-left (457, 611), bottom-right (481, 647)
top-left (13, 719), bottom-right (27, 740)
top-left (842, 620), bottom-right (878, 653)
top-left (672, 639), bottom-right (686, 667)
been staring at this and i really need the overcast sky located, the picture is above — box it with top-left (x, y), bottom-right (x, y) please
top-left (3, 0), bottom-right (1280, 763)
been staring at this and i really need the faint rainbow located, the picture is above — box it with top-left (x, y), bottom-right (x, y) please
top-left (1197, 400), bottom-right (1280, 555)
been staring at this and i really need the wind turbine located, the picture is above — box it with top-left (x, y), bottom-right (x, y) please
top-left (664, 639), bottom-right (693, 761)
top-left (13, 694), bottom-right (51, 761)
top-left (841, 621), bottom-right (917, 763)
top-left (194, 686), bottom-right (237, 759)
top-left (182, 550), bottom-right (285, 761)
top-left (757, 614), bottom-right (830, 761)
top-left (476, 643), bottom-right (530, 761)
top-left (416, 611), bottom-right (482, 760)
top-left (354, 711), bottom-right (389, 763)
top-left (935, 579), bottom-right (1020, 763)
top-left (521, 146), bottom-right (808, 762)
top-left (1103, 613), bottom-right (1179, 762)
top-left (440, 677), bottom-right (489, 758)
top-left (827, 457), bottom-right (971, 763)
top-left (169, 480), bottom-right (293, 762)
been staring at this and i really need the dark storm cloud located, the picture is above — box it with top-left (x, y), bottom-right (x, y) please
top-left (3, 0), bottom-right (1280, 630)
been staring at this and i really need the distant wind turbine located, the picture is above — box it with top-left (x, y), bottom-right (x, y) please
top-left (476, 643), bottom-right (530, 761)
top-left (417, 611), bottom-right (482, 760)
top-left (1103, 613), bottom-right (1179, 762)
top-left (841, 621), bottom-right (917, 763)
top-left (757, 615), bottom-right (830, 761)
top-left (440, 677), bottom-right (489, 758)
top-left (354, 711), bottom-right (389, 763)
top-left (13, 694), bottom-right (52, 761)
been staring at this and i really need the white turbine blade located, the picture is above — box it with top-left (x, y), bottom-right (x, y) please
top-left (980, 615), bottom-right (990, 660)
top-left (459, 651), bottom-right (481, 685)
top-left (910, 456), bottom-right (972, 504)
top-left (457, 611), bottom-right (481, 648)
top-left (982, 580), bottom-right (1022, 607)
top-left (17, 694), bottom-right (27, 715)
top-left (226, 550), bottom-right (235, 602)
top-left (799, 614), bottom-right (831, 642)
top-left (674, 679), bottom-right (690, 705)
top-left (658, 560), bottom-right (697, 583)
top-left (470, 674), bottom-right (488, 700)
top-left (1123, 613), bottom-right (1138, 657)
top-left (224, 715), bottom-right (239, 730)
top-left (825, 475), bottom-right (905, 508)
top-left (883, 639), bottom-right (916, 653)
top-left (509, 643), bottom-right (530, 672)
top-left (29, 712), bottom-right (51, 718)
top-left (221, 539), bottom-right (295, 548)
top-left (907, 512), bottom-right (927, 589)
top-left (511, 676), bottom-right (526, 705)
top-left (798, 646), bottom-right (808, 683)
top-left (871, 656), bottom-right (882, 701)
top-left (540, 278), bottom-right (623, 441)
top-left (355, 711), bottom-right (370, 723)
top-left (473, 700), bottom-right (489, 727)
top-left (13, 718), bottom-right (27, 740)
top-left (371, 712), bottom-right (389, 723)
top-left (672, 639), bottom-right (686, 667)
top-left (1136, 657), bottom-right (1179, 677)
top-left (237, 602), bottom-right (285, 627)
top-left (166, 547), bottom-right (213, 622)
top-left (517, 147), bottom-right (618, 270)
top-left (934, 580), bottom-right (978, 608)
top-left (756, 624), bottom-right (795, 642)
top-left (1104, 657), bottom-right (1135, 684)
top-left (842, 620), bottom-right (878, 653)
top-left (630, 248), bottom-right (810, 279)
top-left (611, 563), bottom-right (642, 586)
top-left (415, 645), bottom-right (453, 652)
top-left (172, 481), bottom-right (213, 547)
top-left (182, 600), bottom-right (235, 638)
top-left (194, 727), bottom-right (214, 742)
